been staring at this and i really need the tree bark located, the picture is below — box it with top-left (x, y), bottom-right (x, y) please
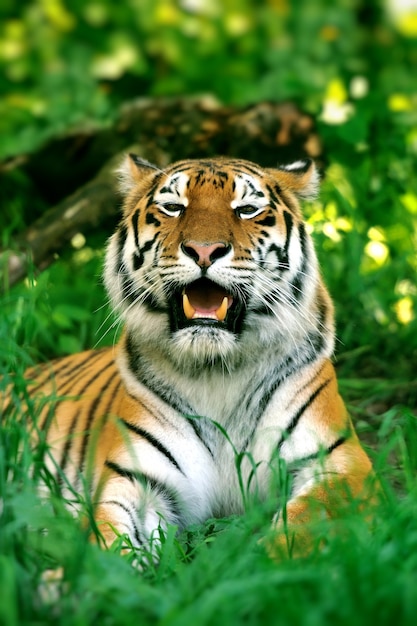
top-left (0, 96), bottom-right (323, 290)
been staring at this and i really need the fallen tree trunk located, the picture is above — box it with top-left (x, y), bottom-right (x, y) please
top-left (0, 96), bottom-right (323, 290)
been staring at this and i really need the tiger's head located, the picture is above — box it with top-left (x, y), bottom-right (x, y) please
top-left (105, 155), bottom-right (334, 371)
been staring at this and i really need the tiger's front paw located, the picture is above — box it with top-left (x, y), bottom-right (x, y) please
top-left (262, 523), bottom-right (320, 561)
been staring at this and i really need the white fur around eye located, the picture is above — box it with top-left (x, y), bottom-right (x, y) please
top-left (235, 205), bottom-right (266, 220)
top-left (158, 204), bottom-right (183, 217)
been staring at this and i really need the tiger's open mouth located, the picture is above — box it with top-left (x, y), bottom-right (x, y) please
top-left (170, 278), bottom-right (246, 334)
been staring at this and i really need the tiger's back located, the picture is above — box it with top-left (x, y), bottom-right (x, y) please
top-left (13, 155), bottom-right (373, 557)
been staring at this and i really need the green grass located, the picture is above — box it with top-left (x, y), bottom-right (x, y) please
top-left (1, 256), bottom-right (417, 626)
top-left (1, 393), bottom-right (417, 626)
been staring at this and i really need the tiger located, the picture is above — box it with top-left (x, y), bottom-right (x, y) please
top-left (11, 155), bottom-right (373, 560)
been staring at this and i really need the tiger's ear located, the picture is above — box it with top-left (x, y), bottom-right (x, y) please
top-left (273, 159), bottom-right (320, 200)
top-left (117, 153), bottom-right (161, 195)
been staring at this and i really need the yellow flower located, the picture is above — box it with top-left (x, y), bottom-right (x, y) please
top-left (388, 94), bottom-right (414, 112)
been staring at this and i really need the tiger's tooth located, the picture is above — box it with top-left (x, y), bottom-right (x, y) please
top-left (216, 297), bottom-right (228, 322)
top-left (183, 293), bottom-right (196, 320)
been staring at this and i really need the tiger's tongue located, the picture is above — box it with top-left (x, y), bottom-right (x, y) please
top-left (183, 282), bottom-right (233, 321)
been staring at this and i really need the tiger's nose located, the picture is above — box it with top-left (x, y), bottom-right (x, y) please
top-left (181, 241), bottom-right (231, 267)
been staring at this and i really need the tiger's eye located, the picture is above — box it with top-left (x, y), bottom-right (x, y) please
top-left (236, 205), bottom-right (264, 219)
top-left (159, 204), bottom-right (184, 217)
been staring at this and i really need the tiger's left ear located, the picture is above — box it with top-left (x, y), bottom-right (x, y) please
top-left (117, 153), bottom-right (161, 195)
top-left (273, 159), bottom-right (320, 200)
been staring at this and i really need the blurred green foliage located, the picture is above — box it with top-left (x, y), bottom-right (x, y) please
top-left (1, 0), bottom-right (416, 158)
top-left (0, 0), bottom-right (416, 396)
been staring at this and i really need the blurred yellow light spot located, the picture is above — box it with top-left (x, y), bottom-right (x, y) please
top-left (367, 226), bottom-right (386, 242)
top-left (92, 44), bottom-right (138, 79)
top-left (0, 39), bottom-right (25, 60)
top-left (321, 79), bottom-right (353, 124)
top-left (335, 217), bottom-right (352, 232)
top-left (350, 76), bottom-right (369, 99)
top-left (394, 296), bottom-right (414, 325)
top-left (396, 279), bottom-right (416, 297)
top-left (364, 240), bottom-right (389, 266)
top-left (322, 222), bottom-right (341, 242)
top-left (307, 202), bottom-right (325, 225)
top-left (324, 201), bottom-right (337, 220)
top-left (155, 3), bottom-right (180, 25)
top-left (387, 0), bottom-right (417, 36)
top-left (225, 14), bottom-right (250, 35)
top-left (74, 248), bottom-right (96, 265)
top-left (395, 13), bottom-right (417, 37)
top-left (388, 94), bottom-right (413, 112)
top-left (325, 79), bottom-right (348, 104)
top-left (41, 0), bottom-right (76, 31)
top-left (400, 193), bottom-right (417, 214)
top-left (71, 233), bottom-right (86, 249)
top-left (0, 20), bottom-right (26, 60)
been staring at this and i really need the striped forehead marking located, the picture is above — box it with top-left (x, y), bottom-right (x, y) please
top-left (154, 172), bottom-right (190, 207)
top-left (231, 173), bottom-right (268, 209)
top-left (153, 166), bottom-right (269, 211)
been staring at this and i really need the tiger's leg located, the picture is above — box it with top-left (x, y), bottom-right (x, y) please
top-left (92, 466), bottom-right (182, 561)
top-left (267, 439), bottom-right (373, 559)
top-left (265, 363), bottom-right (374, 558)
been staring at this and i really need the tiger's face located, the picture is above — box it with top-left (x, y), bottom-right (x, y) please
top-left (105, 156), bottom-right (331, 369)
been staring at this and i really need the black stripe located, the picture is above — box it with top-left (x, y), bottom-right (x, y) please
top-left (146, 476), bottom-right (183, 522)
top-left (39, 350), bottom-right (112, 431)
top-left (282, 210), bottom-right (293, 267)
top-left (239, 353), bottom-right (328, 455)
top-left (125, 335), bottom-right (192, 416)
top-left (105, 459), bottom-right (138, 483)
top-left (277, 378), bottom-right (332, 450)
top-left (100, 499), bottom-right (143, 545)
top-left (125, 334), bottom-right (215, 458)
top-left (286, 435), bottom-right (349, 472)
top-left (58, 409), bottom-right (81, 479)
top-left (77, 366), bottom-right (118, 474)
top-left (120, 418), bottom-right (184, 474)
top-left (131, 210), bottom-right (140, 249)
top-left (284, 363), bottom-right (326, 411)
top-left (25, 355), bottom-right (73, 395)
top-left (266, 183), bottom-right (282, 206)
top-left (185, 416), bottom-right (215, 458)
top-left (139, 232), bottom-right (158, 257)
top-left (104, 460), bottom-right (182, 522)
top-left (291, 222), bottom-right (308, 301)
top-left (28, 349), bottom-right (107, 399)
top-left (145, 211), bottom-right (161, 227)
top-left (145, 176), bottom-right (164, 208)
top-left (77, 377), bottom-right (122, 478)
top-left (239, 366), bottom-right (290, 453)
top-left (257, 214), bottom-right (276, 227)
top-left (230, 163), bottom-right (263, 177)
top-left (326, 435), bottom-right (348, 455)
top-left (125, 390), bottom-right (214, 459)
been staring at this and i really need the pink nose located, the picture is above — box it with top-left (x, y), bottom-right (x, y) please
top-left (181, 241), bottom-right (230, 267)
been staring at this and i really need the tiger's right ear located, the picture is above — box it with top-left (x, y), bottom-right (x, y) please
top-left (117, 153), bottom-right (161, 195)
